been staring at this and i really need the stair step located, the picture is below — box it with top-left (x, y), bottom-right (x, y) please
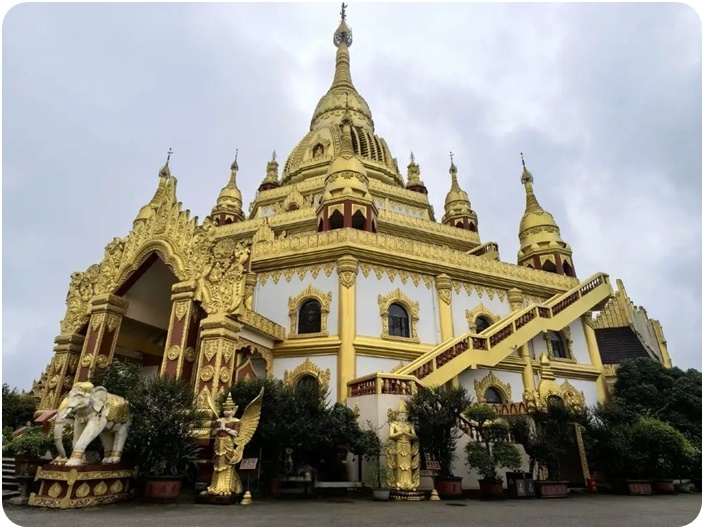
top-left (2, 490), bottom-right (21, 501)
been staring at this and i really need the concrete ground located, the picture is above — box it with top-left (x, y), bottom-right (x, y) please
top-left (3, 493), bottom-right (702, 527)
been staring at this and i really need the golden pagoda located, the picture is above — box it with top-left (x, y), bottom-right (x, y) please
top-left (35, 4), bottom-right (672, 490)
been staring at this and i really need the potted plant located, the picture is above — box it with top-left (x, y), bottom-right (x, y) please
top-left (126, 376), bottom-right (205, 501)
top-left (631, 417), bottom-right (697, 495)
top-left (522, 398), bottom-right (577, 498)
top-left (584, 401), bottom-right (651, 495)
top-left (357, 426), bottom-right (389, 501)
top-left (465, 405), bottom-right (522, 500)
top-left (406, 385), bottom-right (472, 498)
top-left (3, 426), bottom-right (54, 477)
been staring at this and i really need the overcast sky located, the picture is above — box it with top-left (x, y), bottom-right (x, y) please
top-left (2, 2), bottom-right (701, 391)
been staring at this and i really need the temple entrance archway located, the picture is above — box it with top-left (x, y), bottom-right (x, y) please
top-left (112, 254), bottom-right (178, 378)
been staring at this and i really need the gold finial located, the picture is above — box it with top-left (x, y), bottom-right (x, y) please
top-left (341, 2), bottom-right (348, 21)
top-left (272, 150), bottom-right (277, 162)
top-left (166, 147), bottom-right (173, 167)
top-left (520, 152), bottom-right (533, 185)
top-left (231, 148), bottom-right (239, 171)
top-left (410, 151), bottom-right (415, 163)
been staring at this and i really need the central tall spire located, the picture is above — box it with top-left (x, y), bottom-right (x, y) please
top-left (310, 4), bottom-right (374, 131)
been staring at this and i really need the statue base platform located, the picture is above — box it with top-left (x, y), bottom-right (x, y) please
top-left (28, 463), bottom-right (136, 509)
top-left (390, 490), bottom-right (426, 501)
top-left (195, 492), bottom-right (244, 505)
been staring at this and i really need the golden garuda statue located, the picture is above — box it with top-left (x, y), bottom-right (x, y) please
top-left (385, 399), bottom-right (420, 491)
top-left (202, 388), bottom-right (264, 497)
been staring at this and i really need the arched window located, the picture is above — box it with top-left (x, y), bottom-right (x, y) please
top-left (563, 261), bottom-right (575, 278)
top-left (287, 203), bottom-right (299, 211)
top-left (298, 299), bottom-right (322, 334)
top-left (468, 222), bottom-right (477, 232)
top-left (475, 316), bottom-right (492, 333)
top-left (329, 210), bottom-right (344, 230)
top-left (296, 374), bottom-right (320, 391)
top-left (549, 331), bottom-right (567, 358)
top-left (352, 210), bottom-right (366, 230)
top-left (388, 303), bottom-right (410, 338)
top-left (455, 221), bottom-right (464, 229)
top-left (484, 387), bottom-right (504, 404)
top-left (542, 260), bottom-right (557, 273)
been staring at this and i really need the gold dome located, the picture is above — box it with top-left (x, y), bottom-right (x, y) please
top-left (443, 158), bottom-right (473, 217)
top-left (516, 157), bottom-right (573, 267)
top-left (212, 155), bottom-right (244, 219)
top-left (281, 8), bottom-right (402, 188)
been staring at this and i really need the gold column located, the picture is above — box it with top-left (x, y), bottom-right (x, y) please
top-left (193, 313), bottom-right (241, 406)
top-left (244, 272), bottom-right (257, 310)
top-left (508, 288), bottom-right (535, 397)
top-left (337, 255), bottom-right (358, 403)
top-left (39, 334), bottom-right (85, 411)
top-left (435, 274), bottom-right (457, 387)
top-left (581, 315), bottom-right (609, 403)
top-left (74, 294), bottom-right (129, 383)
top-left (160, 281), bottom-right (199, 381)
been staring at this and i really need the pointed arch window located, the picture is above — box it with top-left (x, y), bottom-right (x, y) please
top-left (388, 303), bottom-right (410, 338)
top-left (329, 210), bottom-right (344, 230)
top-left (548, 331), bottom-right (567, 358)
top-left (475, 316), bottom-right (492, 333)
top-left (298, 299), bottom-right (322, 334)
top-left (483, 387), bottom-right (504, 404)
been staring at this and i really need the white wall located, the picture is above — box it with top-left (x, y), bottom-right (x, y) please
top-left (562, 378), bottom-right (600, 408)
top-left (451, 286), bottom-right (511, 336)
top-left (254, 268), bottom-right (338, 335)
top-left (356, 272), bottom-right (438, 344)
top-left (356, 355), bottom-right (402, 377)
top-left (566, 319), bottom-right (591, 364)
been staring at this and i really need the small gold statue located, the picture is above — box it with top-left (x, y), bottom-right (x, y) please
top-left (385, 400), bottom-right (420, 491)
top-left (202, 388), bottom-right (264, 497)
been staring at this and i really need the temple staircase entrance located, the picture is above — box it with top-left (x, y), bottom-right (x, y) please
top-left (393, 273), bottom-right (612, 387)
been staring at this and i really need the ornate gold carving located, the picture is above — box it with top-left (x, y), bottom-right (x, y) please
top-left (95, 355), bottom-right (109, 369)
top-left (284, 268), bottom-right (295, 282)
top-left (378, 288), bottom-right (420, 343)
top-left (435, 274), bottom-right (452, 305)
top-left (337, 256), bottom-right (359, 289)
top-left (195, 238), bottom-right (251, 315)
top-left (80, 354), bottom-right (94, 368)
top-left (204, 341), bottom-right (218, 362)
top-left (283, 358), bottom-right (331, 394)
top-left (288, 285), bottom-right (332, 338)
top-left (360, 262), bottom-right (372, 278)
top-left (422, 275), bottom-right (433, 289)
top-left (174, 301), bottom-right (189, 321)
top-left (474, 371), bottom-right (512, 403)
top-left (94, 481), bottom-right (108, 496)
top-left (465, 303), bottom-right (501, 332)
top-left (166, 345), bottom-right (181, 361)
top-left (184, 347), bottom-right (197, 363)
top-left (240, 308), bottom-right (286, 341)
top-left (323, 262), bottom-right (335, 277)
top-left (219, 367), bottom-right (231, 383)
top-left (105, 314), bottom-right (120, 333)
top-left (109, 481), bottom-right (124, 494)
top-left (410, 273), bottom-right (421, 287)
top-left (48, 483), bottom-right (62, 498)
top-left (75, 483), bottom-right (90, 498)
top-left (200, 365), bottom-right (215, 382)
top-left (296, 267), bottom-right (307, 280)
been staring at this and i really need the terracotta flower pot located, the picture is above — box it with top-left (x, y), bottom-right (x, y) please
top-left (612, 479), bottom-right (652, 495)
top-left (478, 479), bottom-right (504, 500)
top-left (434, 476), bottom-right (463, 498)
top-left (535, 480), bottom-right (569, 498)
top-left (652, 479), bottom-right (675, 494)
top-left (142, 476), bottom-right (183, 501)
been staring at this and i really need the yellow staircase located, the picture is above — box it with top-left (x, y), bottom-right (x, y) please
top-left (396, 273), bottom-right (612, 387)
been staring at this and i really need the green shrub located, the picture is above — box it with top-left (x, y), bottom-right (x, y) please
top-left (465, 405), bottom-right (522, 481)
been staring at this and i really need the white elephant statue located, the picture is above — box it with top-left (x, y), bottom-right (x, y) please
top-left (53, 381), bottom-right (131, 467)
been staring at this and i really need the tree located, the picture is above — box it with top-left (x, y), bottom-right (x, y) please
top-left (2, 384), bottom-right (37, 430)
top-left (406, 385), bottom-right (472, 478)
top-left (613, 358), bottom-right (701, 443)
top-left (465, 405), bottom-right (522, 481)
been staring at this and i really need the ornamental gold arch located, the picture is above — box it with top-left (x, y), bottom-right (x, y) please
top-left (465, 303), bottom-right (502, 333)
top-left (288, 284), bottom-right (332, 338)
top-left (282, 358), bottom-right (331, 394)
top-left (474, 371), bottom-right (512, 403)
top-left (59, 186), bottom-right (255, 335)
top-left (378, 288), bottom-right (420, 343)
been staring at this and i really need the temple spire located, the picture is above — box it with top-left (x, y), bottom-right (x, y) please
top-left (331, 3), bottom-right (355, 91)
top-left (520, 153), bottom-right (543, 214)
top-left (211, 150), bottom-right (244, 225)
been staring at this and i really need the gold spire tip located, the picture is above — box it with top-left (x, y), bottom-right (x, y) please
top-left (272, 150), bottom-right (277, 162)
top-left (410, 151), bottom-right (415, 163)
top-left (166, 147), bottom-right (173, 167)
top-left (341, 2), bottom-right (347, 21)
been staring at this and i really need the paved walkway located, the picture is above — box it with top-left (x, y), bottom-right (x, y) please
top-left (3, 493), bottom-right (701, 526)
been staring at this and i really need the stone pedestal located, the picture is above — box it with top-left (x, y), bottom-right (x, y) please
top-left (28, 463), bottom-right (136, 509)
top-left (390, 489), bottom-right (425, 501)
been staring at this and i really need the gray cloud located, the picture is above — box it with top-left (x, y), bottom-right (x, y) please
top-left (3, 2), bottom-right (700, 390)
